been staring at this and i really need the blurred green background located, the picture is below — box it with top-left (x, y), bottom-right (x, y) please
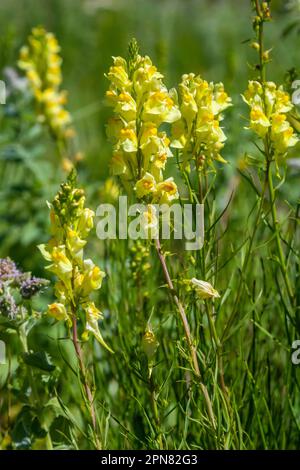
top-left (0, 0), bottom-right (299, 270)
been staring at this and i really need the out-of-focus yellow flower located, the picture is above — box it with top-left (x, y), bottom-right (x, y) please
top-left (18, 27), bottom-right (72, 140)
top-left (142, 326), bottom-right (159, 361)
top-left (171, 73), bottom-right (232, 170)
top-left (191, 278), bottom-right (220, 300)
top-left (99, 177), bottom-right (120, 204)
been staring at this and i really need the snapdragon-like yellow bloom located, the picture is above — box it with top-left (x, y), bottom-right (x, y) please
top-left (18, 26), bottom-right (72, 140)
top-left (171, 73), bottom-right (232, 170)
top-left (39, 171), bottom-right (111, 352)
top-left (82, 302), bottom-right (113, 353)
top-left (155, 177), bottom-right (179, 203)
top-left (48, 303), bottom-right (69, 323)
top-left (243, 80), bottom-right (299, 164)
top-left (135, 172), bottom-right (157, 198)
top-left (191, 278), bottom-right (220, 300)
top-left (105, 52), bottom-right (180, 202)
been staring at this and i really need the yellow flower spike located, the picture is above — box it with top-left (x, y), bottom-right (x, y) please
top-left (244, 80), bottom-right (299, 164)
top-left (105, 48), bottom-right (181, 199)
top-left (172, 73), bottom-right (231, 169)
top-left (191, 278), bottom-right (220, 300)
top-left (18, 27), bottom-right (72, 139)
top-left (40, 171), bottom-right (111, 351)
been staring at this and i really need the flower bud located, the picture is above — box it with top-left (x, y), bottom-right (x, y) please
top-left (191, 278), bottom-right (220, 299)
top-left (142, 327), bottom-right (159, 360)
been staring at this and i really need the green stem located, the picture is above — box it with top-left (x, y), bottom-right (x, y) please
top-left (154, 238), bottom-right (216, 430)
top-left (222, 167), bottom-right (269, 340)
top-left (149, 373), bottom-right (163, 449)
top-left (71, 312), bottom-right (101, 449)
top-left (267, 167), bottom-right (294, 301)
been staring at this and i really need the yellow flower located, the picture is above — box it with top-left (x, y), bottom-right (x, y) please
top-left (105, 51), bottom-right (180, 199)
top-left (191, 278), bottom-right (220, 299)
top-left (135, 172), bottom-right (157, 198)
top-left (47, 303), bottom-right (68, 321)
top-left (107, 56), bottom-right (131, 90)
top-left (18, 27), bottom-right (71, 138)
top-left (155, 177), bottom-right (179, 203)
top-left (81, 259), bottom-right (106, 296)
top-left (172, 73), bottom-right (231, 169)
top-left (114, 92), bottom-right (137, 121)
top-left (66, 229), bottom-right (86, 260)
top-left (133, 55), bottom-right (164, 97)
top-left (213, 83), bottom-right (232, 114)
top-left (249, 106), bottom-right (270, 137)
top-left (82, 302), bottom-right (113, 353)
top-left (244, 80), bottom-right (298, 161)
top-left (142, 89), bottom-right (181, 124)
top-left (274, 88), bottom-right (293, 114)
top-left (119, 125), bottom-right (138, 153)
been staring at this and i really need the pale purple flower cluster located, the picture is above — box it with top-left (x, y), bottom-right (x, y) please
top-left (0, 257), bottom-right (48, 318)
top-left (0, 258), bottom-right (22, 284)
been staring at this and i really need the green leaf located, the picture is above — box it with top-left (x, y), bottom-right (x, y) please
top-left (22, 351), bottom-right (56, 372)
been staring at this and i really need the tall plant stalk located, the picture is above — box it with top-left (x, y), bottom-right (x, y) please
top-left (154, 238), bottom-right (216, 430)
